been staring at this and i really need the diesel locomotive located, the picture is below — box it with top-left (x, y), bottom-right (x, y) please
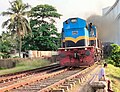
top-left (58, 18), bottom-right (103, 67)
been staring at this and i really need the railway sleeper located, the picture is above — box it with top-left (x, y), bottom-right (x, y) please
top-left (73, 78), bottom-right (81, 84)
top-left (69, 79), bottom-right (81, 84)
top-left (19, 85), bottom-right (45, 89)
top-left (18, 87), bottom-right (40, 90)
top-left (78, 75), bottom-right (87, 83)
top-left (64, 81), bottom-right (76, 87)
top-left (78, 77), bottom-right (84, 83)
top-left (68, 80), bottom-right (78, 84)
top-left (52, 79), bottom-right (80, 92)
top-left (59, 86), bottom-right (69, 91)
top-left (12, 89), bottom-right (40, 92)
top-left (66, 81), bottom-right (76, 87)
top-left (51, 89), bottom-right (65, 92)
top-left (62, 84), bottom-right (73, 89)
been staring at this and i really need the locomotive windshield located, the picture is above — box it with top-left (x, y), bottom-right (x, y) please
top-left (70, 18), bottom-right (77, 23)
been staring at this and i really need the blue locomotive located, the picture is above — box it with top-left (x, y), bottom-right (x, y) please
top-left (59, 18), bottom-right (102, 67)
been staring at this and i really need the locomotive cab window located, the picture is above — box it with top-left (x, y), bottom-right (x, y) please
top-left (65, 20), bottom-right (69, 24)
top-left (70, 18), bottom-right (77, 23)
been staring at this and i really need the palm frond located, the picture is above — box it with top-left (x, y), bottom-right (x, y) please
top-left (7, 23), bottom-right (16, 31)
top-left (22, 17), bottom-right (32, 32)
top-left (2, 19), bottom-right (11, 28)
top-left (9, 1), bottom-right (18, 13)
top-left (22, 3), bottom-right (31, 11)
top-left (21, 11), bottom-right (29, 16)
top-left (1, 11), bottom-right (13, 16)
top-left (10, 14), bottom-right (17, 23)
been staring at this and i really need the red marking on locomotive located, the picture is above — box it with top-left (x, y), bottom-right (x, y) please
top-left (58, 46), bottom-right (98, 67)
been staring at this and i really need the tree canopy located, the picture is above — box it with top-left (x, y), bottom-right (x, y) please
top-left (22, 4), bottom-right (62, 51)
top-left (1, 1), bottom-right (62, 58)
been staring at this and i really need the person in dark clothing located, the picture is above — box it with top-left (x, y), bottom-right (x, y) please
top-left (89, 23), bottom-right (94, 37)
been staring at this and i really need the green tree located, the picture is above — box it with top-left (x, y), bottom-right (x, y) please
top-left (1, 0), bottom-right (31, 57)
top-left (0, 32), bottom-right (11, 53)
top-left (22, 4), bottom-right (61, 51)
top-left (0, 32), bottom-right (17, 58)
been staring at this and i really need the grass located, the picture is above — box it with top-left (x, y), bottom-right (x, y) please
top-left (0, 59), bottom-right (51, 75)
top-left (106, 64), bottom-right (120, 92)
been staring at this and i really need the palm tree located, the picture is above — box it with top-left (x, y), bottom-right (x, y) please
top-left (1, 0), bottom-right (32, 57)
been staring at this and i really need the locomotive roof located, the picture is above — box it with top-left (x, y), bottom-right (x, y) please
top-left (63, 17), bottom-right (87, 29)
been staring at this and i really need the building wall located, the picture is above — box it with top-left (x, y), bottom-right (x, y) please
top-left (102, 0), bottom-right (120, 45)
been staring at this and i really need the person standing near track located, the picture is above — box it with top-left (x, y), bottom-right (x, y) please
top-left (98, 63), bottom-right (114, 92)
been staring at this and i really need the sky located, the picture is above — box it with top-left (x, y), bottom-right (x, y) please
top-left (0, 0), bottom-right (116, 34)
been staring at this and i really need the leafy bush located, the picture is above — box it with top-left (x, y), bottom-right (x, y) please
top-left (0, 53), bottom-right (10, 58)
top-left (105, 58), bottom-right (115, 65)
top-left (109, 44), bottom-right (120, 67)
top-left (0, 67), bottom-right (6, 70)
top-left (13, 56), bottom-right (20, 58)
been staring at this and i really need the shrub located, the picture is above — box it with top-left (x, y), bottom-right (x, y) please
top-left (13, 56), bottom-right (20, 58)
top-left (1, 53), bottom-right (10, 58)
top-left (105, 58), bottom-right (115, 65)
top-left (110, 44), bottom-right (120, 67)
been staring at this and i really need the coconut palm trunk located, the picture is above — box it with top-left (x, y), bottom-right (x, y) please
top-left (19, 35), bottom-right (22, 58)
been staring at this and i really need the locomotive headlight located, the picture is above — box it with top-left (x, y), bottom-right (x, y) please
top-left (85, 48), bottom-right (87, 50)
top-left (65, 49), bottom-right (67, 51)
top-left (85, 50), bottom-right (90, 56)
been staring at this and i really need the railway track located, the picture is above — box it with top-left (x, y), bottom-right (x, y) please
top-left (0, 63), bottom-right (60, 83)
top-left (0, 63), bottom-right (65, 91)
top-left (8, 64), bottom-right (98, 92)
top-left (0, 63), bottom-right (100, 92)
top-left (10, 69), bottom-right (81, 92)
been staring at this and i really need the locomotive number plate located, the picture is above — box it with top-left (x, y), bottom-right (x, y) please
top-left (72, 31), bottom-right (78, 35)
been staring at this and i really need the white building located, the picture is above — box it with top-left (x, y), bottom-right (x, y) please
top-left (102, 0), bottom-right (120, 45)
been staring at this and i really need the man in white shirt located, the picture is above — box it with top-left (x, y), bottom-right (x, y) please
top-left (98, 63), bottom-right (113, 92)
top-left (98, 65), bottom-right (106, 81)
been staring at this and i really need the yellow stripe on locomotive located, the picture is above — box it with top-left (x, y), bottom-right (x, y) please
top-left (63, 36), bottom-right (89, 43)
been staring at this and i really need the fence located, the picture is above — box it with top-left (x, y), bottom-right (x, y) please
top-left (28, 50), bottom-right (58, 58)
